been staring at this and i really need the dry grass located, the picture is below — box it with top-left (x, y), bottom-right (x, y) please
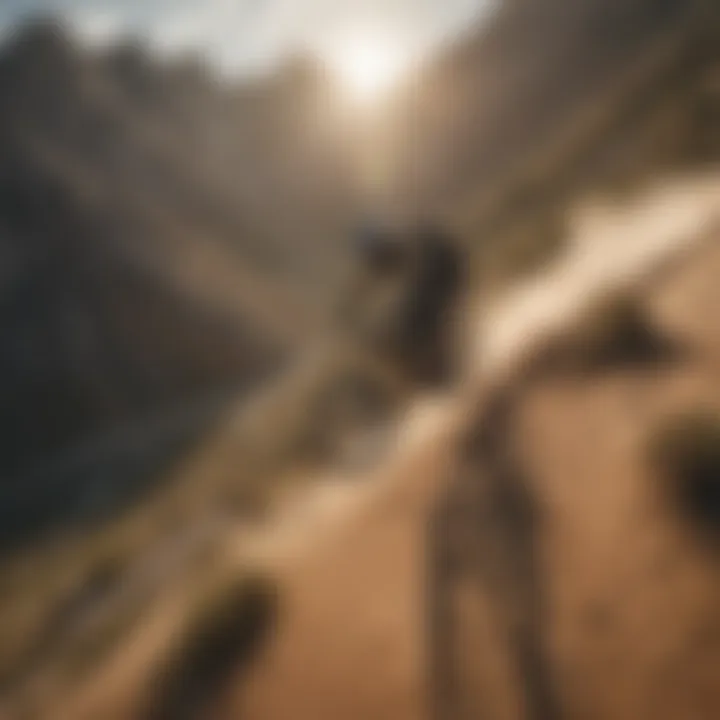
top-left (478, 211), bottom-right (569, 282)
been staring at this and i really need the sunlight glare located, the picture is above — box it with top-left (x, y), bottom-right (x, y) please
top-left (325, 30), bottom-right (413, 107)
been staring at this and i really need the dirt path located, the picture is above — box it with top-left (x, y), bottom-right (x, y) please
top-left (233, 396), bottom-right (459, 720)
top-left (225, 173), bottom-right (720, 720)
top-left (45, 172), bottom-right (720, 720)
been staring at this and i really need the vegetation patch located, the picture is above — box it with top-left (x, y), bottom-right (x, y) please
top-left (146, 571), bottom-right (280, 720)
top-left (648, 409), bottom-right (720, 543)
top-left (538, 292), bottom-right (676, 376)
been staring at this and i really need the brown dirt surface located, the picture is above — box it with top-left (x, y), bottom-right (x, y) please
top-left (221, 233), bottom-right (720, 718)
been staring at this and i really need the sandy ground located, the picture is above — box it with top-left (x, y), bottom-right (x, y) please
top-left (517, 238), bottom-right (720, 720)
top-left (218, 174), bottom-right (720, 720)
top-left (31, 173), bottom-right (720, 720)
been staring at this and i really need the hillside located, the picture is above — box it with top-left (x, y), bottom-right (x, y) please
top-left (47, 174), bottom-right (720, 720)
top-left (1, 0), bottom-right (717, 482)
top-left (0, 23), bottom-right (350, 482)
top-left (400, 0), bottom-right (716, 199)
top-left (388, 0), bottom-right (719, 274)
top-left (0, 3), bottom-right (719, 716)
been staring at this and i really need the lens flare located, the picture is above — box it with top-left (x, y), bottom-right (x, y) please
top-left (324, 30), bottom-right (413, 106)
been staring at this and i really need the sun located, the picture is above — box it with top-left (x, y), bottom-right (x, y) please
top-left (324, 30), bottom-right (413, 106)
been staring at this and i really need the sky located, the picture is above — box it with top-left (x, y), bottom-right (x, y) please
top-left (0, 0), bottom-right (495, 75)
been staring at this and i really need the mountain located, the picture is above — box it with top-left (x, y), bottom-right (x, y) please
top-left (389, 0), bottom-right (718, 243)
top-left (0, 0), bottom-right (717, 495)
top-left (0, 22), bottom-right (353, 479)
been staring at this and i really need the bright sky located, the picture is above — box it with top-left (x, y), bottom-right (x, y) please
top-left (0, 0), bottom-right (496, 76)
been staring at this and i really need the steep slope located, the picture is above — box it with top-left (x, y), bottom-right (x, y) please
top-left (2, 1), bottom-right (716, 482)
top-left (0, 26), bottom-right (299, 479)
top-left (389, 0), bottom-right (718, 252)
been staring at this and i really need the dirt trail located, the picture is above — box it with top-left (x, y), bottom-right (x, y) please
top-left (50, 172), bottom-right (720, 720)
top-left (229, 173), bottom-right (720, 720)
top-left (244, 172), bottom-right (720, 570)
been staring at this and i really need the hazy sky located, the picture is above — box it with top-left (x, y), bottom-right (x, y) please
top-left (0, 0), bottom-right (495, 74)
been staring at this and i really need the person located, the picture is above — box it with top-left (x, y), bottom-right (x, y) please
top-left (341, 217), bottom-right (466, 388)
top-left (337, 218), bottom-right (408, 347)
top-left (352, 219), bottom-right (406, 277)
top-left (398, 221), bottom-right (465, 385)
